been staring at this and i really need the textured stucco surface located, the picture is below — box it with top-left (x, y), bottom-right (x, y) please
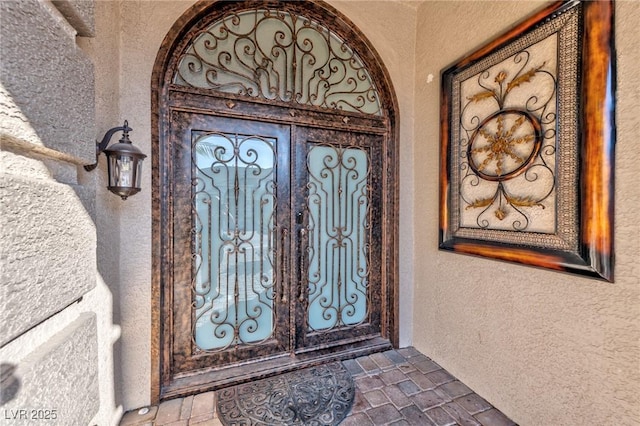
top-left (114, 0), bottom-right (417, 410)
top-left (52, 0), bottom-right (96, 37)
top-left (413, 2), bottom-right (640, 425)
top-left (0, 0), bottom-right (95, 163)
top-left (0, 314), bottom-right (99, 425)
top-left (117, 0), bottom-right (190, 409)
top-left (77, 1), bottom-right (125, 422)
top-left (0, 170), bottom-right (96, 345)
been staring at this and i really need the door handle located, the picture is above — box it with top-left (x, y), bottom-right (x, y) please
top-left (280, 227), bottom-right (288, 303)
top-left (298, 227), bottom-right (307, 303)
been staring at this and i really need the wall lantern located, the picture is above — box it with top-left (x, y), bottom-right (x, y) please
top-left (84, 120), bottom-right (146, 200)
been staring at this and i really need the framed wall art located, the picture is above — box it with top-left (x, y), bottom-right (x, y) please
top-left (439, 0), bottom-right (615, 281)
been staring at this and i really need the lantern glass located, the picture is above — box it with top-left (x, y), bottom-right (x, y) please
top-left (106, 153), bottom-right (144, 199)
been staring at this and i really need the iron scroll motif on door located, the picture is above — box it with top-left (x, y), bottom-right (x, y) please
top-left (305, 143), bottom-right (371, 332)
top-left (173, 8), bottom-right (382, 116)
top-left (439, 0), bottom-right (615, 281)
top-left (192, 131), bottom-right (278, 351)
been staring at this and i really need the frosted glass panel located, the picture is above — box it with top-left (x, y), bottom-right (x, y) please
top-left (192, 132), bottom-right (276, 351)
top-left (306, 145), bottom-right (370, 331)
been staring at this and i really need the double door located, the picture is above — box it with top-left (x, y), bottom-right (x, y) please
top-left (168, 111), bottom-right (385, 385)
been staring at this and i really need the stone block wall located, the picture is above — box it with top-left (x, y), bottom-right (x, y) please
top-left (0, 1), bottom-right (118, 424)
top-left (2, 314), bottom-right (99, 425)
top-left (0, 0), bottom-right (95, 160)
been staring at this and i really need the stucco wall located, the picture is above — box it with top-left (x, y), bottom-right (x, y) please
top-left (413, 2), bottom-right (640, 425)
top-left (79, 0), bottom-right (125, 420)
top-left (113, 0), bottom-right (417, 410)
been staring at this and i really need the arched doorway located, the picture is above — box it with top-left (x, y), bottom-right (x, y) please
top-left (151, 0), bottom-right (399, 401)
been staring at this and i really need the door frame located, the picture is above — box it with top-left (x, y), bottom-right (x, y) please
top-left (151, 0), bottom-right (400, 403)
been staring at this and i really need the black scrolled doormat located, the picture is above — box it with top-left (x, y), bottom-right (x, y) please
top-left (216, 362), bottom-right (355, 426)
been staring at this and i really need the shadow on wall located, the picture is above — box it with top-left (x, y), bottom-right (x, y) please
top-left (0, 363), bottom-right (20, 405)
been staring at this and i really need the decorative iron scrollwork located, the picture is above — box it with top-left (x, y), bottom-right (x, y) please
top-left (191, 131), bottom-right (278, 351)
top-left (305, 143), bottom-right (371, 332)
top-left (174, 8), bottom-right (382, 116)
top-left (459, 41), bottom-right (558, 233)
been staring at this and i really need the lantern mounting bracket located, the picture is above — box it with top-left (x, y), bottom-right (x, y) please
top-left (84, 121), bottom-right (133, 172)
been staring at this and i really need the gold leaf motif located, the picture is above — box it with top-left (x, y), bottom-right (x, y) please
top-left (506, 62), bottom-right (546, 94)
top-left (466, 91), bottom-right (495, 103)
top-left (505, 195), bottom-right (545, 208)
top-left (495, 71), bottom-right (507, 84)
top-left (466, 197), bottom-right (493, 210)
top-left (494, 208), bottom-right (507, 220)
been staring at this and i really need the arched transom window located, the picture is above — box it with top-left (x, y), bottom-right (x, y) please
top-left (173, 8), bottom-right (383, 115)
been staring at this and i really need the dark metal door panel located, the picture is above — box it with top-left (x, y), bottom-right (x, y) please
top-left (292, 126), bottom-right (384, 352)
top-left (170, 111), bottom-right (291, 373)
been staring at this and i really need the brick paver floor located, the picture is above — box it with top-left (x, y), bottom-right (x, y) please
top-left (120, 347), bottom-right (516, 426)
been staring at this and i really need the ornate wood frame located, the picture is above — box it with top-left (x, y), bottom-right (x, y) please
top-left (440, 0), bottom-right (615, 282)
top-left (151, 0), bottom-right (400, 402)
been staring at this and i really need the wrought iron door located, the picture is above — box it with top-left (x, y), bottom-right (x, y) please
top-left (170, 112), bottom-right (291, 374)
top-left (155, 1), bottom-right (398, 399)
top-left (169, 111), bottom-right (384, 373)
top-left (293, 127), bottom-right (384, 352)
